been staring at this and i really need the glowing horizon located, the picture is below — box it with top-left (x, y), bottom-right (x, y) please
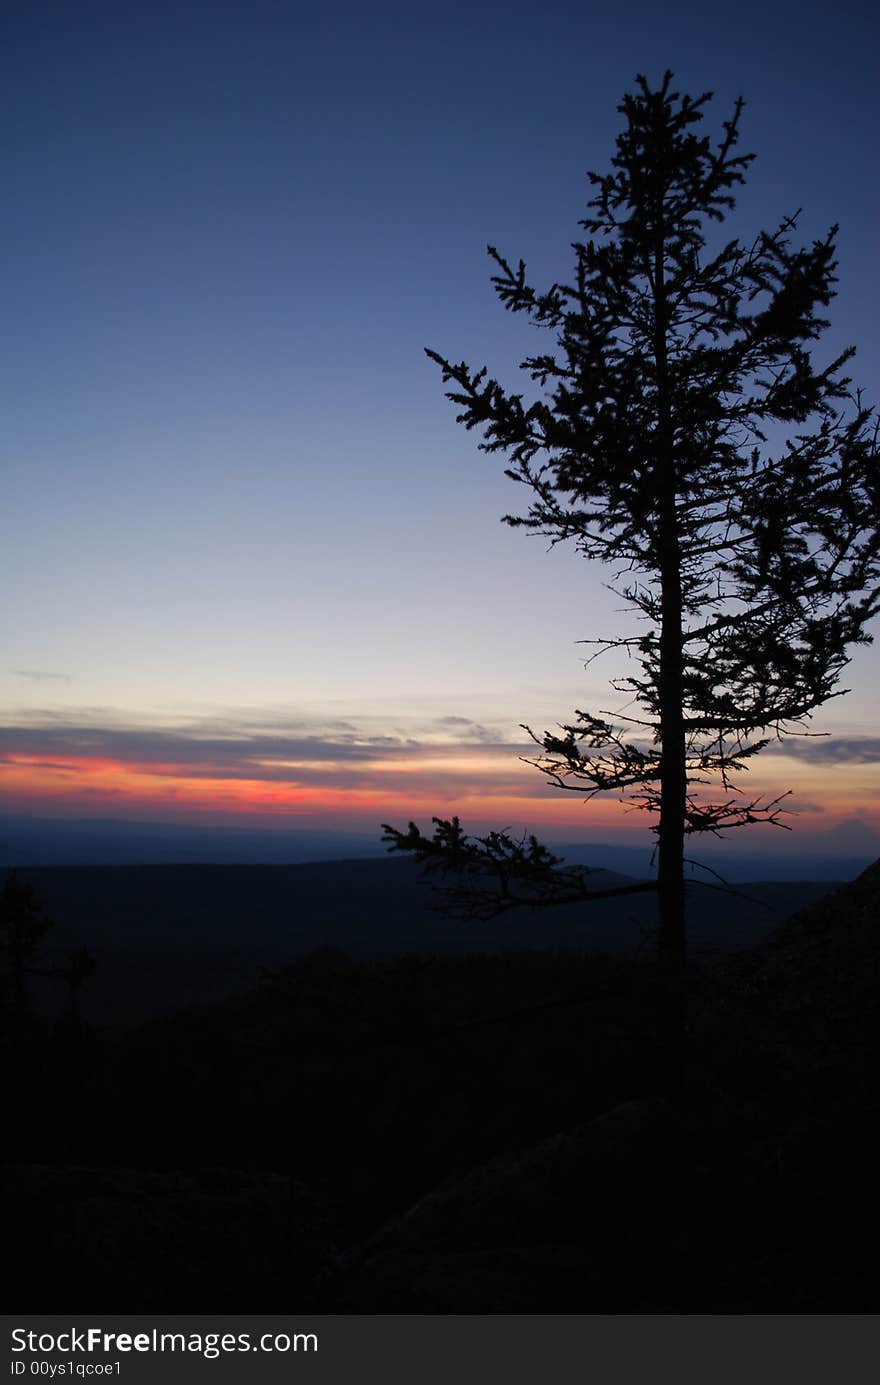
top-left (2, 710), bottom-right (877, 848)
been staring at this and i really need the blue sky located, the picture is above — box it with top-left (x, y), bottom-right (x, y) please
top-left (2, 0), bottom-right (878, 851)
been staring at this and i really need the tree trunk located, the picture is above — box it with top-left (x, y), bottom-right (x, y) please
top-left (654, 226), bottom-right (688, 1104)
top-left (657, 531), bottom-right (688, 1105)
top-left (11, 932), bottom-right (29, 1016)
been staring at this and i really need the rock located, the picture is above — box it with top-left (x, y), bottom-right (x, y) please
top-left (326, 1098), bottom-right (694, 1310)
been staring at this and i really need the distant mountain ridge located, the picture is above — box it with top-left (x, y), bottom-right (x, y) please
top-left (1, 812), bottom-right (874, 882)
top-left (0, 814), bottom-right (380, 867)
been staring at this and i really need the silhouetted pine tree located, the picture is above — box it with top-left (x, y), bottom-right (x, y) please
top-left (385, 74), bottom-right (880, 1093)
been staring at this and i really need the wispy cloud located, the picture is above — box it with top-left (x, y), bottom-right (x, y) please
top-left (13, 670), bottom-right (72, 683)
top-left (767, 736), bottom-right (880, 765)
top-left (0, 719), bottom-right (526, 760)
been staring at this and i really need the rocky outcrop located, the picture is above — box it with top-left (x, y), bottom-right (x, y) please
top-left (326, 1098), bottom-right (698, 1311)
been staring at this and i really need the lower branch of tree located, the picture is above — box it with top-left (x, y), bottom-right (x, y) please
top-left (380, 817), bottom-right (658, 921)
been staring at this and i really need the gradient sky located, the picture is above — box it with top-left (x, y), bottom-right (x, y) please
top-left (3, 0), bottom-right (879, 854)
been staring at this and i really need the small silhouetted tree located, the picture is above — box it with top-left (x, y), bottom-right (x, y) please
top-left (53, 945), bottom-right (97, 1024)
top-left (0, 870), bottom-right (53, 1016)
top-left (384, 73), bottom-right (879, 1094)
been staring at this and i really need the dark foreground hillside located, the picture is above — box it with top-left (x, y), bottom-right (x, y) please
top-left (3, 862), bottom-right (879, 1311)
